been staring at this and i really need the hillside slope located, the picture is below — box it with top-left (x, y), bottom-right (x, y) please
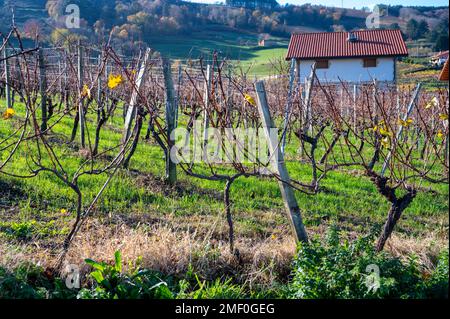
top-left (1, 0), bottom-right (48, 26)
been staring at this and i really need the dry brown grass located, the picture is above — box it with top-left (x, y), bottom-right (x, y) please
top-left (385, 233), bottom-right (448, 272)
top-left (0, 209), bottom-right (447, 287)
top-left (0, 216), bottom-right (297, 288)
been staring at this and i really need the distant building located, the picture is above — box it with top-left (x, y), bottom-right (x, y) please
top-left (258, 34), bottom-right (276, 47)
top-left (286, 29), bottom-right (409, 83)
top-left (431, 51), bottom-right (449, 67)
top-left (226, 0), bottom-right (278, 10)
top-left (258, 39), bottom-right (276, 47)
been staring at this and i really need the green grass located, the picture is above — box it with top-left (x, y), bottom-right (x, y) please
top-left (1, 97), bottom-right (448, 244)
top-left (0, 95), bottom-right (448, 299)
top-left (146, 29), bottom-right (289, 76)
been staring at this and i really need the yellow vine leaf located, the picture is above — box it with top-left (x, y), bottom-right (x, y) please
top-left (398, 118), bottom-right (413, 128)
top-left (2, 108), bottom-right (15, 120)
top-left (437, 130), bottom-right (444, 139)
top-left (425, 97), bottom-right (439, 109)
top-left (81, 84), bottom-right (91, 99)
top-left (108, 74), bottom-right (123, 89)
top-left (244, 94), bottom-right (256, 107)
top-left (379, 127), bottom-right (393, 137)
top-left (439, 114), bottom-right (448, 121)
top-left (373, 122), bottom-right (392, 137)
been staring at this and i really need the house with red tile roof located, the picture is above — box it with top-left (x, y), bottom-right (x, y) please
top-left (286, 29), bottom-right (409, 83)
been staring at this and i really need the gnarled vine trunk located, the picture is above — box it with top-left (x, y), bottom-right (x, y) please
top-left (376, 190), bottom-right (416, 252)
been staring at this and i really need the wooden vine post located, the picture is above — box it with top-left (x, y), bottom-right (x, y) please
top-left (162, 57), bottom-right (177, 185)
top-left (254, 80), bottom-right (309, 243)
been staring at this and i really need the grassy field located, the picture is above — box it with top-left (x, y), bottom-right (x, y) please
top-left (146, 29), bottom-right (290, 76)
top-left (0, 95), bottom-right (448, 298)
top-left (397, 56), bottom-right (444, 90)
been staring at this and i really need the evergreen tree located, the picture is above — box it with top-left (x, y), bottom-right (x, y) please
top-left (417, 20), bottom-right (430, 38)
top-left (406, 18), bottom-right (419, 40)
top-left (434, 35), bottom-right (449, 52)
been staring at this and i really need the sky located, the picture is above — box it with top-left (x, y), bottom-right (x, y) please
top-left (187, 0), bottom-right (449, 9)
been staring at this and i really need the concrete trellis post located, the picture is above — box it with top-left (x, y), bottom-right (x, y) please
top-left (296, 59), bottom-right (301, 99)
top-left (226, 65), bottom-right (232, 127)
top-left (64, 53), bottom-right (69, 112)
top-left (372, 79), bottom-right (378, 121)
top-left (78, 41), bottom-right (85, 147)
top-left (96, 53), bottom-right (105, 138)
top-left (353, 84), bottom-right (357, 132)
top-left (38, 48), bottom-right (48, 132)
top-left (381, 83), bottom-right (422, 176)
top-left (445, 90), bottom-right (449, 167)
top-left (281, 59), bottom-right (296, 155)
top-left (58, 60), bottom-right (62, 93)
top-left (303, 63), bottom-right (316, 135)
top-left (104, 59), bottom-right (110, 110)
top-left (254, 80), bottom-right (308, 243)
top-left (202, 64), bottom-right (212, 151)
top-left (14, 56), bottom-right (21, 104)
top-left (123, 48), bottom-right (151, 143)
top-left (3, 48), bottom-right (11, 109)
top-left (97, 54), bottom-right (102, 103)
top-left (175, 63), bottom-right (182, 127)
top-left (162, 57), bottom-right (178, 185)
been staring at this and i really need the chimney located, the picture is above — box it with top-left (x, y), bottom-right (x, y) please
top-left (347, 32), bottom-right (358, 43)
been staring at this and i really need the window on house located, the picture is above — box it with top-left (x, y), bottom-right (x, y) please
top-left (315, 60), bottom-right (329, 69)
top-left (364, 58), bottom-right (377, 68)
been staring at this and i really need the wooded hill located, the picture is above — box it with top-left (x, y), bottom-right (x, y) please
top-left (0, 0), bottom-right (448, 53)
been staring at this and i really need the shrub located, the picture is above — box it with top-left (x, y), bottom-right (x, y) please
top-left (289, 228), bottom-right (449, 299)
top-left (177, 276), bottom-right (246, 299)
top-left (423, 251), bottom-right (449, 299)
top-left (0, 263), bottom-right (75, 299)
top-left (77, 251), bottom-right (174, 299)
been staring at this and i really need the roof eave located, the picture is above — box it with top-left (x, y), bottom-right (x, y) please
top-left (285, 53), bottom-right (409, 61)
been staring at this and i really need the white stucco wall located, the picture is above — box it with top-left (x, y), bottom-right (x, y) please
top-left (298, 57), bottom-right (396, 83)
